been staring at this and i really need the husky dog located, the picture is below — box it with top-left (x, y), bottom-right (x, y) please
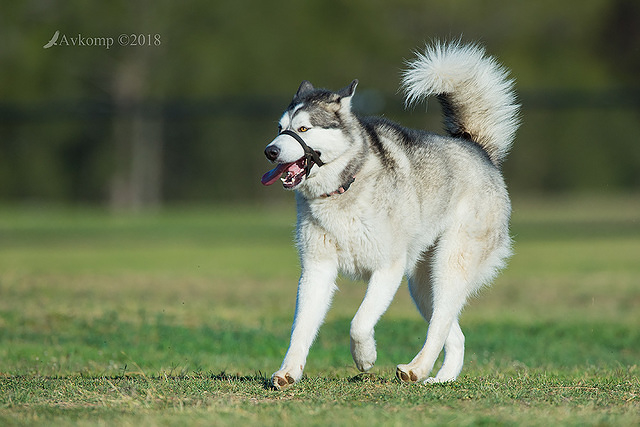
top-left (261, 41), bottom-right (519, 389)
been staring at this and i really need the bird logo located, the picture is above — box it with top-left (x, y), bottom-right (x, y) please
top-left (43, 30), bottom-right (60, 49)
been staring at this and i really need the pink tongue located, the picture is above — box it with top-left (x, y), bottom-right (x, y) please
top-left (261, 162), bottom-right (293, 186)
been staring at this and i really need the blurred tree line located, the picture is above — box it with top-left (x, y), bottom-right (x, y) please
top-left (0, 0), bottom-right (638, 209)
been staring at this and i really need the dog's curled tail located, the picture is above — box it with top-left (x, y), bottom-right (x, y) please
top-left (402, 41), bottom-right (520, 166)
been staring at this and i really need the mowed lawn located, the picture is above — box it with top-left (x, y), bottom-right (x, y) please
top-left (0, 195), bottom-right (638, 426)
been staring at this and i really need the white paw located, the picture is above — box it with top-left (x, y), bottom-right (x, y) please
top-left (350, 336), bottom-right (377, 372)
top-left (396, 364), bottom-right (419, 382)
top-left (271, 367), bottom-right (303, 390)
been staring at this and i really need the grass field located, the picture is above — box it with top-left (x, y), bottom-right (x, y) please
top-left (1, 195), bottom-right (639, 425)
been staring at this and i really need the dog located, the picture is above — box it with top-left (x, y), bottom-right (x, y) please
top-left (261, 41), bottom-right (520, 389)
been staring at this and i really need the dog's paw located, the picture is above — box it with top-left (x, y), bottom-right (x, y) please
top-left (271, 372), bottom-right (296, 390)
top-left (354, 355), bottom-right (376, 372)
top-left (271, 358), bottom-right (306, 390)
top-left (271, 365), bottom-right (303, 390)
top-left (350, 336), bottom-right (377, 372)
top-left (395, 364), bottom-right (419, 383)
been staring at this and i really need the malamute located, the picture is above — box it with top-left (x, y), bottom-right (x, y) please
top-left (261, 41), bottom-right (520, 389)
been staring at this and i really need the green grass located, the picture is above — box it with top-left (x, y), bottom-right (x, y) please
top-left (0, 195), bottom-right (639, 425)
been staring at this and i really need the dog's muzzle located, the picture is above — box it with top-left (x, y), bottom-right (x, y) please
top-left (277, 129), bottom-right (324, 176)
top-left (261, 130), bottom-right (324, 188)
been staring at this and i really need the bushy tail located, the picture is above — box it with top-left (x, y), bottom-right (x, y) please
top-left (402, 41), bottom-right (520, 166)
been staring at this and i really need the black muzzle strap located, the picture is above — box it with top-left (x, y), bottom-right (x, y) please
top-left (279, 129), bottom-right (324, 176)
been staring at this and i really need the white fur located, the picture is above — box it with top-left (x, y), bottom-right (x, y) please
top-left (402, 41), bottom-right (520, 165)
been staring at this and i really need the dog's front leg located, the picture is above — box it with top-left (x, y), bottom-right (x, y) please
top-left (350, 260), bottom-right (405, 372)
top-left (271, 259), bottom-right (338, 390)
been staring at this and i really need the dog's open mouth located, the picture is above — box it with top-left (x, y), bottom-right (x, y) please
top-left (261, 158), bottom-right (307, 189)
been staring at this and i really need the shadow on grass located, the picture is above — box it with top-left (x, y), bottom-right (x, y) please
top-left (210, 371), bottom-right (273, 389)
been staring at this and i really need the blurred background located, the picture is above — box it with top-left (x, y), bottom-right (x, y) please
top-left (1, 0), bottom-right (639, 211)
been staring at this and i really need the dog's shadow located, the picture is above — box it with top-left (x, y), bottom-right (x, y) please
top-left (210, 371), bottom-right (274, 389)
top-left (210, 371), bottom-right (395, 390)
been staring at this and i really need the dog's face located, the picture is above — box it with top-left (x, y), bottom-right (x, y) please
top-left (261, 80), bottom-right (358, 190)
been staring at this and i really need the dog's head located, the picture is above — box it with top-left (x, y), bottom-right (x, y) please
top-left (261, 79), bottom-right (358, 190)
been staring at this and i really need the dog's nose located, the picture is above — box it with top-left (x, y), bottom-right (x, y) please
top-left (265, 145), bottom-right (280, 161)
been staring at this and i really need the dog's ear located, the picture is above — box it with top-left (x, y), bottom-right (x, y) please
top-left (336, 79), bottom-right (358, 111)
top-left (296, 80), bottom-right (315, 98)
top-left (338, 79), bottom-right (358, 98)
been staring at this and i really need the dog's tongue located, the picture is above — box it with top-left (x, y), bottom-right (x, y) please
top-left (261, 162), bottom-right (294, 186)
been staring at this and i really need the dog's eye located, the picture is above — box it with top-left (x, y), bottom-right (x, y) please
top-left (277, 124), bottom-right (282, 133)
top-left (298, 126), bottom-right (309, 133)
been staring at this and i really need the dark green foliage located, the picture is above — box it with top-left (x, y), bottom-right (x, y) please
top-left (1, 1), bottom-right (639, 205)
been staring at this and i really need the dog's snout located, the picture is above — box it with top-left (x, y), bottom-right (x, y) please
top-left (265, 145), bottom-right (280, 161)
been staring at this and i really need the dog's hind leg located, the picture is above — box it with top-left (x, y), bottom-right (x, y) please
top-left (427, 320), bottom-right (465, 383)
top-left (407, 252), bottom-right (466, 383)
top-left (350, 258), bottom-right (405, 372)
top-left (397, 220), bottom-right (507, 383)
top-left (398, 263), bottom-right (468, 382)
top-left (407, 250), bottom-right (435, 322)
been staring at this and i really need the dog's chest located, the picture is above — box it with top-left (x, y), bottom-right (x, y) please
top-left (301, 200), bottom-right (391, 277)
